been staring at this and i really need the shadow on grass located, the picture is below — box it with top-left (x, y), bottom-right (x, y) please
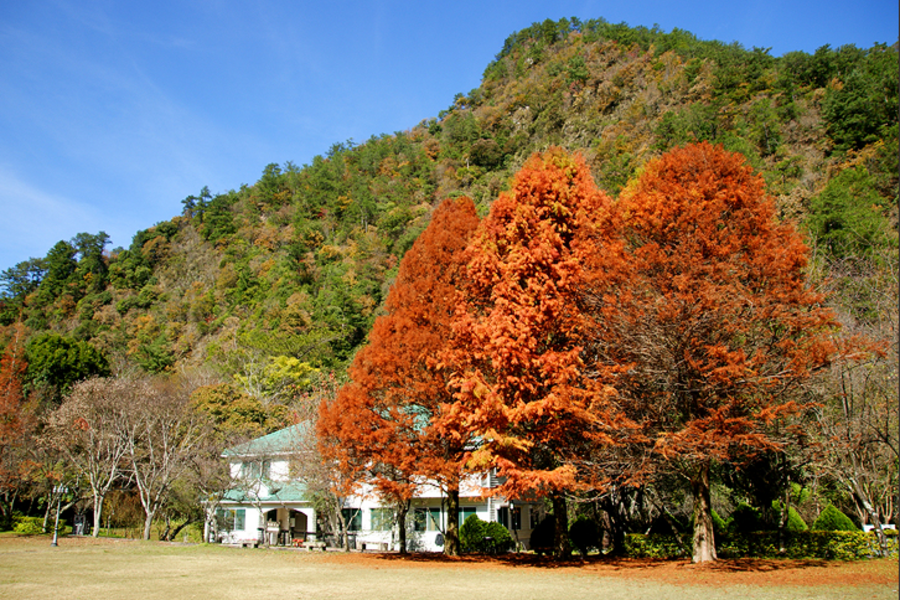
top-left (356, 551), bottom-right (836, 573)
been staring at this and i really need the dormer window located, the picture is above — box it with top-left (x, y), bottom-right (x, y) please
top-left (240, 459), bottom-right (270, 480)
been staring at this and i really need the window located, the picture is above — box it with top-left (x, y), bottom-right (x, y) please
top-left (216, 508), bottom-right (245, 532)
top-left (240, 460), bottom-right (270, 480)
top-left (414, 508), bottom-right (441, 532)
top-left (459, 507), bottom-right (477, 526)
top-left (530, 507), bottom-right (543, 530)
top-left (499, 506), bottom-right (522, 530)
top-left (341, 508), bottom-right (362, 531)
top-left (370, 508), bottom-right (393, 531)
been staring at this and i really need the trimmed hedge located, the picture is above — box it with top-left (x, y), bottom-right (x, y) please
top-left (623, 533), bottom-right (690, 558)
top-left (623, 530), bottom-right (898, 560)
top-left (811, 504), bottom-right (857, 532)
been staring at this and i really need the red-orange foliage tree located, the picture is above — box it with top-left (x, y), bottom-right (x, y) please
top-left (581, 142), bottom-right (839, 563)
top-left (0, 324), bottom-right (30, 528)
top-left (317, 196), bottom-right (479, 555)
top-left (440, 149), bottom-right (620, 558)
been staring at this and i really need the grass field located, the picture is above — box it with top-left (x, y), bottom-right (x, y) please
top-left (0, 535), bottom-right (896, 600)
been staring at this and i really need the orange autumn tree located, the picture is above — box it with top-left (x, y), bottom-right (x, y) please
top-left (317, 196), bottom-right (479, 555)
top-left (581, 142), bottom-right (838, 563)
top-left (0, 325), bottom-right (30, 528)
top-left (441, 149), bottom-right (620, 559)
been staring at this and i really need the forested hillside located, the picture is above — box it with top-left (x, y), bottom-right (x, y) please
top-left (0, 18), bottom-right (896, 544)
top-left (2, 18), bottom-right (895, 392)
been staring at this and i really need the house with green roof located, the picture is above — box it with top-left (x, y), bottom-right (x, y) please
top-left (214, 422), bottom-right (319, 547)
top-left (212, 423), bottom-right (546, 551)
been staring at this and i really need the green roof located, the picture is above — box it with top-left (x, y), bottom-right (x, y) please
top-left (222, 480), bottom-right (310, 504)
top-left (222, 422), bottom-right (312, 458)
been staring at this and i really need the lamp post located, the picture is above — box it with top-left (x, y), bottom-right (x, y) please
top-left (50, 485), bottom-right (66, 547)
top-left (509, 500), bottom-right (519, 551)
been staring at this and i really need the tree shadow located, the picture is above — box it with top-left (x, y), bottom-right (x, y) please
top-left (358, 552), bottom-right (838, 573)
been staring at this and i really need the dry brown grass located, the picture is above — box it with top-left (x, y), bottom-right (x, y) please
top-left (0, 534), bottom-right (896, 600)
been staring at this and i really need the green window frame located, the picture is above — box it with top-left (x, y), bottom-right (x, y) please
top-left (341, 508), bottom-right (362, 531)
top-left (459, 507), bottom-right (477, 526)
top-left (370, 508), bottom-right (393, 531)
top-left (216, 508), bottom-right (245, 531)
top-left (414, 508), bottom-right (441, 532)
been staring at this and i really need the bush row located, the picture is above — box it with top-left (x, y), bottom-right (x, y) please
top-left (12, 516), bottom-right (70, 536)
top-left (623, 530), bottom-right (899, 560)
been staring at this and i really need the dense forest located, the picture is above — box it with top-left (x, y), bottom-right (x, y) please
top-left (0, 18), bottom-right (896, 557)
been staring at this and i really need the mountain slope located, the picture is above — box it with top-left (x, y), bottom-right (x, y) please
top-left (1, 17), bottom-right (896, 407)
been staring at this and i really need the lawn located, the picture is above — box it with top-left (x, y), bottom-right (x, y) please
top-left (0, 535), bottom-right (896, 600)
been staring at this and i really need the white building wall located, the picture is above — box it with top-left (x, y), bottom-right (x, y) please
top-left (269, 459), bottom-right (290, 481)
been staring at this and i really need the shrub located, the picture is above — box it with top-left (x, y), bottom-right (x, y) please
top-left (13, 516), bottom-right (68, 536)
top-left (569, 516), bottom-right (601, 556)
top-left (718, 530), bottom-right (894, 560)
top-left (482, 521), bottom-right (514, 553)
top-left (727, 502), bottom-right (765, 533)
top-left (530, 515), bottom-right (555, 556)
top-left (623, 533), bottom-right (689, 559)
top-left (625, 530), bottom-right (895, 560)
top-left (13, 516), bottom-right (45, 536)
top-left (812, 505), bottom-right (857, 532)
top-left (460, 515), bottom-right (513, 553)
top-left (785, 506), bottom-right (809, 532)
top-left (711, 509), bottom-right (727, 536)
top-left (460, 514), bottom-right (486, 552)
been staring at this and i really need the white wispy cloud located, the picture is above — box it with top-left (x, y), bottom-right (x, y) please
top-left (0, 166), bottom-right (108, 265)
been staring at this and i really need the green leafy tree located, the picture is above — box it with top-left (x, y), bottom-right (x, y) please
top-left (25, 333), bottom-right (109, 405)
top-left (823, 44), bottom-right (899, 153)
top-left (190, 383), bottom-right (283, 440)
top-left (807, 165), bottom-right (895, 258)
top-left (35, 241), bottom-right (77, 302)
top-left (0, 258), bottom-right (46, 324)
top-left (72, 232), bottom-right (110, 295)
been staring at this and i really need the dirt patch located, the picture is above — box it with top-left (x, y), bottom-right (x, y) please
top-left (319, 550), bottom-right (899, 588)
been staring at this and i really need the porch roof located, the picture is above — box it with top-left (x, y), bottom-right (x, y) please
top-left (222, 480), bottom-right (310, 504)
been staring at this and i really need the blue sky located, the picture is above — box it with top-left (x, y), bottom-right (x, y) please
top-left (0, 1), bottom-right (897, 271)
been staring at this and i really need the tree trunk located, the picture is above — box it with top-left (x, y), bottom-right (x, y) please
top-left (691, 461), bottom-right (717, 563)
top-left (167, 517), bottom-right (195, 542)
top-left (444, 485), bottom-right (460, 556)
top-left (777, 486), bottom-right (789, 554)
top-left (397, 501), bottom-right (409, 554)
top-left (42, 492), bottom-right (52, 533)
top-left (600, 494), bottom-right (626, 556)
top-left (92, 493), bottom-right (104, 538)
top-left (849, 478), bottom-right (889, 557)
top-left (551, 491), bottom-right (571, 559)
top-left (335, 509), bottom-right (350, 552)
top-left (143, 511), bottom-right (154, 540)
